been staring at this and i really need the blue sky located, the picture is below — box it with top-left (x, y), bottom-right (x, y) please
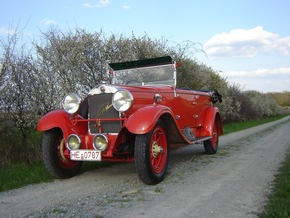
top-left (1, 0), bottom-right (290, 92)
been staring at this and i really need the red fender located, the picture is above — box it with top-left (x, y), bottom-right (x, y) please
top-left (201, 106), bottom-right (223, 137)
top-left (124, 105), bottom-right (174, 134)
top-left (37, 110), bottom-right (87, 138)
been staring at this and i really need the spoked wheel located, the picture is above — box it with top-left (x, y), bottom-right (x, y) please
top-left (135, 120), bottom-right (169, 185)
top-left (204, 119), bottom-right (219, 154)
top-left (42, 128), bottom-right (82, 179)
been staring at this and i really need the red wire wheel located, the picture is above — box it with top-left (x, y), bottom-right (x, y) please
top-left (135, 120), bottom-right (169, 185)
top-left (42, 128), bottom-right (82, 179)
top-left (149, 125), bottom-right (168, 174)
top-left (204, 119), bottom-right (219, 154)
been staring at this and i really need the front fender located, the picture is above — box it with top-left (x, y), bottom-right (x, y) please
top-left (37, 110), bottom-right (87, 137)
top-left (201, 106), bottom-right (223, 136)
top-left (124, 105), bottom-right (174, 134)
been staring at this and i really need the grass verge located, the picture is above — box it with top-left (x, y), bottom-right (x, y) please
top-left (223, 113), bottom-right (290, 134)
top-left (259, 148), bottom-right (290, 217)
top-left (0, 163), bottom-right (53, 191)
top-left (0, 161), bottom-right (114, 192)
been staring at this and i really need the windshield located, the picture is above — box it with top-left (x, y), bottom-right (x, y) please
top-left (112, 64), bottom-right (175, 86)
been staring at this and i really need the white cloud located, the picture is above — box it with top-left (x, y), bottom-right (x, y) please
top-left (238, 78), bottom-right (289, 92)
top-left (204, 26), bottom-right (290, 58)
top-left (275, 37), bottom-right (290, 55)
top-left (83, 0), bottom-right (110, 8)
top-left (123, 5), bottom-right (132, 10)
top-left (219, 67), bottom-right (290, 78)
top-left (99, 0), bottom-right (110, 7)
top-left (0, 27), bottom-right (16, 35)
top-left (218, 67), bottom-right (290, 92)
top-left (83, 3), bottom-right (93, 8)
top-left (42, 18), bottom-right (57, 26)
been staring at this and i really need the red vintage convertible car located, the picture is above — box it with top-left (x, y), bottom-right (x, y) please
top-left (37, 56), bottom-right (223, 185)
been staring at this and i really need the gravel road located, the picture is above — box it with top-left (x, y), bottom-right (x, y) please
top-left (1, 116), bottom-right (290, 218)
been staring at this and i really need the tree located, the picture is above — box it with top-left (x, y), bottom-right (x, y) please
top-left (268, 92), bottom-right (290, 107)
top-left (0, 30), bottom-right (41, 166)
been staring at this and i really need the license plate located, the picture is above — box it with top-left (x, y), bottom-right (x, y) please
top-left (70, 150), bottom-right (101, 161)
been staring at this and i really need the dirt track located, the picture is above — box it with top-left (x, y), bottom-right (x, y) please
top-left (1, 116), bottom-right (290, 218)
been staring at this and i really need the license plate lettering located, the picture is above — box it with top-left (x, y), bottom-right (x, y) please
top-left (70, 150), bottom-right (101, 161)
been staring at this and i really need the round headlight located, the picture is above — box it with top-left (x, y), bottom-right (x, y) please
top-left (67, 134), bottom-right (81, 150)
top-left (112, 90), bottom-right (133, 112)
top-left (63, 93), bottom-right (82, 114)
top-left (93, 134), bottom-right (108, 151)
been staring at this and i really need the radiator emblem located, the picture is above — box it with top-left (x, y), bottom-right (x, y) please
top-left (97, 102), bottom-right (113, 117)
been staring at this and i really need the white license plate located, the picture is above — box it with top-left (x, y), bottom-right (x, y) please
top-left (70, 150), bottom-right (101, 161)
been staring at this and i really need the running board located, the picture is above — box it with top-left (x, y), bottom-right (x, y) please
top-left (191, 136), bottom-right (212, 144)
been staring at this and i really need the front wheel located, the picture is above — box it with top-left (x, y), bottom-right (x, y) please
top-left (134, 120), bottom-right (169, 185)
top-left (42, 128), bottom-right (82, 179)
top-left (204, 119), bottom-right (219, 154)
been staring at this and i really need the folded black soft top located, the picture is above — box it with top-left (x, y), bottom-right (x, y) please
top-left (109, 56), bottom-right (173, 71)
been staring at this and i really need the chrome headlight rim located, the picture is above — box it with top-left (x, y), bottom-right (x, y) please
top-left (66, 134), bottom-right (81, 150)
top-left (112, 90), bottom-right (133, 112)
top-left (92, 134), bottom-right (108, 151)
top-left (62, 93), bottom-right (82, 115)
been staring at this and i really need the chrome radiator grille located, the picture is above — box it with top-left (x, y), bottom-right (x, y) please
top-left (88, 93), bottom-right (121, 134)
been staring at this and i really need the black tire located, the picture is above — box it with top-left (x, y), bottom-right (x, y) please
top-left (134, 120), bottom-right (169, 185)
top-left (204, 120), bottom-right (219, 154)
top-left (42, 128), bottom-right (82, 179)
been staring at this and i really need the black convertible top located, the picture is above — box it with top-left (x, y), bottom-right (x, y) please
top-left (109, 56), bottom-right (173, 71)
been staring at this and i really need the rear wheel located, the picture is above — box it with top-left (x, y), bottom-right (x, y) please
top-left (42, 128), bottom-right (82, 179)
top-left (135, 120), bottom-right (169, 185)
top-left (204, 119), bottom-right (219, 154)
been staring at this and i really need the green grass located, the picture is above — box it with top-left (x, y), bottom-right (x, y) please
top-left (223, 113), bottom-right (290, 134)
top-left (0, 161), bottom-right (114, 192)
top-left (0, 163), bottom-right (53, 191)
top-left (259, 149), bottom-right (290, 218)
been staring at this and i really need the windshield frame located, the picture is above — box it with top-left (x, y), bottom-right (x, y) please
top-left (108, 56), bottom-right (177, 87)
top-left (110, 63), bottom-right (177, 87)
